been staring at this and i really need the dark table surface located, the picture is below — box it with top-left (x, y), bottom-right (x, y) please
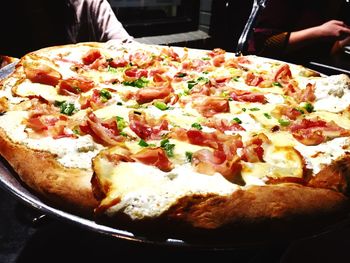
top-left (1, 184), bottom-right (350, 263)
top-left (307, 50), bottom-right (350, 76)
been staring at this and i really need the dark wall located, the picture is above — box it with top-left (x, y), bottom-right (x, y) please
top-left (208, 0), bottom-right (254, 52)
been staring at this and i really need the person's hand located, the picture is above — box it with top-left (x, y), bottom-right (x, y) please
top-left (331, 35), bottom-right (350, 54)
top-left (316, 20), bottom-right (350, 41)
top-left (338, 35), bottom-right (350, 48)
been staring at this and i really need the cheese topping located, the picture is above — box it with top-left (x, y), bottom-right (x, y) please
top-left (0, 111), bottom-right (103, 169)
top-left (98, 161), bottom-right (238, 219)
top-left (313, 74), bottom-right (350, 113)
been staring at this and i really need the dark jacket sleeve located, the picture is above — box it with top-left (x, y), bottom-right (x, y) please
top-left (247, 0), bottom-right (295, 58)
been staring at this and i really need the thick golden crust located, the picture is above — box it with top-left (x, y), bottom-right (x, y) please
top-left (165, 184), bottom-right (348, 229)
top-left (0, 127), bottom-right (97, 216)
top-left (308, 155), bottom-right (350, 194)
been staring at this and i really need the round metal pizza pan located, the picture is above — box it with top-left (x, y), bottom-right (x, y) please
top-left (0, 56), bottom-right (348, 249)
top-left (1, 156), bottom-right (350, 249)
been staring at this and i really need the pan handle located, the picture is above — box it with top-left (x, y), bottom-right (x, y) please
top-left (235, 0), bottom-right (268, 56)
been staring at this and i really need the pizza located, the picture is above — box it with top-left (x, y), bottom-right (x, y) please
top-left (1, 40), bottom-right (350, 239)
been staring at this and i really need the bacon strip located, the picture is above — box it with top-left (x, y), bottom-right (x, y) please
top-left (193, 96), bottom-right (230, 117)
top-left (289, 118), bottom-right (350, 146)
top-left (230, 89), bottom-right (267, 103)
top-left (24, 62), bottom-right (61, 86)
top-left (129, 111), bottom-right (169, 140)
top-left (135, 84), bottom-right (172, 104)
top-left (80, 112), bottom-right (125, 146)
top-left (131, 148), bottom-right (173, 172)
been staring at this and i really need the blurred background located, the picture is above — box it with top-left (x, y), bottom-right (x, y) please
top-left (109, 0), bottom-right (252, 51)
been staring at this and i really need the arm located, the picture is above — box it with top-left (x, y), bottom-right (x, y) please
top-left (287, 20), bottom-right (350, 53)
top-left (91, 0), bottom-right (132, 41)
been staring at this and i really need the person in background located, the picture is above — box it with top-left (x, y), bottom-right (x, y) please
top-left (247, 0), bottom-right (350, 64)
top-left (0, 0), bottom-right (131, 58)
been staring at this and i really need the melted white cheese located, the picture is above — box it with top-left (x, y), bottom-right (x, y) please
top-left (0, 111), bottom-right (103, 169)
top-left (103, 162), bottom-right (239, 219)
top-left (295, 137), bottom-right (350, 174)
top-left (313, 74), bottom-right (350, 113)
top-left (14, 81), bottom-right (69, 102)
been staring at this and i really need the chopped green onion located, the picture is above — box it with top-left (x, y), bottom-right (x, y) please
top-left (233, 117), bottom-right (242, 124)
top-left (185, 151), bottom-right (193, 162)
top-left (116, 116), bottom-right (127, 131)
top-left (154, 101), bottom-right (168, 111)
top-left (138, 139), bottom-right (149, 147)
top-left (272, 82), bottom-right (282, 87)
top-left (264, 113), bottom-right (272, 119)
top-left (107, 65), bottom-right (117, 73)
top-left (122, 77), bottom-right (149, 88)
top-left (191, 123), bottom-right (203, 130)
top-left (54, 101), bottom-right (76, 116)
top-left (99, 89), bottom-right (112, 101)
top-left (303, 102), bottom-right (314, 113)
top-left (175, 72), bottom-right (187, 78)
top-left (120, 131), bottom-right (127, 137)
top-left (249, 107), bottom-right (260, 111)
top-left (160, 139), bottom-right (175, 157)
top-left (187, 80), bottom-right (197, 90)
top-left (294, 108), bottom-right (305, 114)
top-left (278, 119), bottom-right (291, 126)
top-left (197, 76), bottom-right (209, 84)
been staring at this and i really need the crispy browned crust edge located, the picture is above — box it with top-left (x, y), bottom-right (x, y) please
top-left (92, 155), bottom-right (350, 232)
top-left (0, 127), bottom-right (98, 216)
top-left (93, 183), bottom-right (349, 242)
top-left (162, 154), bottom-right (350, 230)
top-left (164, 184), bottom-right (348, 229)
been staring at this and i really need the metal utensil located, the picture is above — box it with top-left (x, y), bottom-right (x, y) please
top-left (235, 0), bottom-right (268, 56)
top-left (0, 61), bottom-right (18, 80)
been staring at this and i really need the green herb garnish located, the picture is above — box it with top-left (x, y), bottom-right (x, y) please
top-left (138, 139), bottom-right (149, 147)
top-left (264, 113), bottom-right (272, 119)
top-left (99, 89), bottom-right (112, 101)
top-left (197, 76), bottom-right (209, 84)
top-left (233, 117), bottom-right (242, 124)
top-left (303, 102), bottom-right (314, 113)
top-left (116, 116), bottom-right (127, 131)
top-left (191, 123), bottom-right (203, 130)
top-left (122, 77), bottom-right (149, 88)
top-left (187, 80), bottom-right (197, 90)
top-left (294, 108), bottom-right (305, 114)
top-left (278, 118), bottom-right (291, 126)
top-left (185, 151), bottom-right (193, 162)
top-left (249, 107), bottom-right (260, 111)
top-left (160, 139), bottom-right (175, 157)
top-left (54, 101), bottom-right (76, 116)
top-left (154, 101), bottom-right (168, 111)
top-left (175, 72), bottom-right (187, 78)
top-left (107, 65), bottom-right (118, 73)
top-left (272, 82), bottom-right (282, 87)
